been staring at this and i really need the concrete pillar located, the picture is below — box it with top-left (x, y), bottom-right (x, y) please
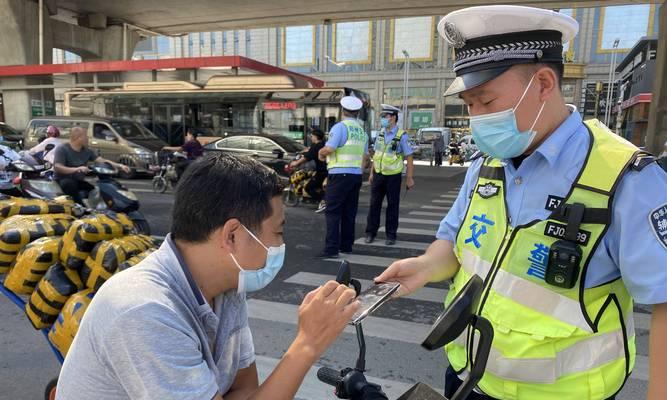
top-left (646, 1), bottom-right (666, 155)
top-left (0, 0), bottom-right (56, 128)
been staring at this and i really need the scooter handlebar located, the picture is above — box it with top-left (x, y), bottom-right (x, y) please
top-left (317, 367), bottom-right (342, 387)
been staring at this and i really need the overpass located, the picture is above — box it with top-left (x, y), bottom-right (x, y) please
top-left (0, 0), bottom-right (665, 153)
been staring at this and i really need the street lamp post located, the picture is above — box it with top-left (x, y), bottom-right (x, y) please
top-left (604, 38), bottom-right (621, 127)
top-left (402, 50), bottom-right (410, 130)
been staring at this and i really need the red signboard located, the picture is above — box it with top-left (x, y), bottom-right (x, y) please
top-left (263, 102), bottom-right (297, 110)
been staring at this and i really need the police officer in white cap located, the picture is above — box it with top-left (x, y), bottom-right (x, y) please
top-left (364, 104), bottom-right (415, 246)
top-left (317, 96), bottom-right (369, 258)
top-left (376, 5), bottom-right (667, 399)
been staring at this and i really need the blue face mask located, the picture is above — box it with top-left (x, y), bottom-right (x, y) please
top-left (230, 225), bottom-right (285, 294)
top-left (380, 118), bottom-right (390, 128)
top-left (469, 74), bottom-right (546, 159)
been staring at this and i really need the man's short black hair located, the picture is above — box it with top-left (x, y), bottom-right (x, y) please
top-left (309, 127), bottom-right (325, 140)
top-left (171, 153), bottom-right (284, 243)
top-left (188, 130), bottom-right (199, 139)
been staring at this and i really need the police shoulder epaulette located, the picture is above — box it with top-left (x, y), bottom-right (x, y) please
top-left (630, 153), bottom-right (656, 172)
top-left (469, 150), bottom-right (486, 162)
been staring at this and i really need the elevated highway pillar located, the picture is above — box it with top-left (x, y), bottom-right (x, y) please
top-left (646, 1), bottom-right (667, 155)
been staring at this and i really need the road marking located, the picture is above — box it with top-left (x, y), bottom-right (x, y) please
top-left (130, 188), bottom-right (158, 193)
top-left (324, 253), bottom-right (396, 267)
top-left (399, 217), bottom-right (440, 226)
top-left (439, 194), bottom-right (459, 199)
top-left (421, 205), bottom-right (451, 211)
top-left (255, 355), bottom-right (423, 400)
top-left (379, 226), bottom-right (435, 236)
top-left (410, 211), bottom-right (446, 218)
top-left (248, 299), bottom-right (431, 344)
top-left (354, 238), bottom-right (429, 251)
top-left (432, 199), bottom-right (455, 204)
top-left (284, 272), bottom-right (447, 303)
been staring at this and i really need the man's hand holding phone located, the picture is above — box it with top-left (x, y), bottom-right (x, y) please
top-left (294, 281), bottom-right (360, 362)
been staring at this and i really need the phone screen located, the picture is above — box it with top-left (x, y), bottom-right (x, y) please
top-left (350, 282), bottom-right (400, 325)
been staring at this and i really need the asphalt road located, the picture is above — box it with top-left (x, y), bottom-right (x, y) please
top-left (0, 164), bottom-right (651, 399)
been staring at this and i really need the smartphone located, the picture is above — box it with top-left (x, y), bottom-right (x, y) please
top-left (350, 282), bottom-right (400, 325)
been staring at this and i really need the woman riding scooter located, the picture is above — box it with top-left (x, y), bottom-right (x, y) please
top-left (29, 125), bottom-right (63, 164)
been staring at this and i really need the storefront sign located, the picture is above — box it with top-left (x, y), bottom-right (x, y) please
top-left (263, 102), bottom-right (298, 110)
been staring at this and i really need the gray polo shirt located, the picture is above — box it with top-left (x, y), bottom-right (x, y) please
top-left (56, 235), bottom-right (255, 400)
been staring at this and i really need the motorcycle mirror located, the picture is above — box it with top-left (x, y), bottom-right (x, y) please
top-left (421, 275), bottom-right (483, 351)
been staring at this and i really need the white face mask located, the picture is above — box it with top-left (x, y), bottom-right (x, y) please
top-left (229, 225), bottom-right (285, 294)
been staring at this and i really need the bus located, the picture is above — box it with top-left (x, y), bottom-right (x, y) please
top-left (64, 74), bottom-right (371, 146)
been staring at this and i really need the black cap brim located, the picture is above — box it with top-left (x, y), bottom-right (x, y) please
top-left (444, 66), bottom-right (512, 97)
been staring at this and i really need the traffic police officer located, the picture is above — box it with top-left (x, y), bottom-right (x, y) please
top-left (376, 5), bottom-right (667, 400)
top-left (317, 96), bottom-right (369, 258)
top-left (365, 104), bottom-right (415, 246)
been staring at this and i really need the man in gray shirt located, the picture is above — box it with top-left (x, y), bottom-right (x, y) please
top-left (56, 153), bottom-right (359, 400)
top-left (53, 126), bottom-right (130, 204)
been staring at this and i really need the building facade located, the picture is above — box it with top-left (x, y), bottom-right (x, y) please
top-left (53, 4), bottom-right (662, 137)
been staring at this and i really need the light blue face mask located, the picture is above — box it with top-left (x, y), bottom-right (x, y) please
top-left (380, 117), bottom-right (390, 128)
top-left (469, 74), bottom-right (546, 159)
top-left (230, 225), bottom-right (285, 294)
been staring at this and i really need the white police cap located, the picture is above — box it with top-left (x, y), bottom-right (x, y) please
top-left (340, 96), bottom-right (363, 111)
top-left (380, 104), bottom-right (401, 116)
top-left (438, 5), bottom-right (579, 96)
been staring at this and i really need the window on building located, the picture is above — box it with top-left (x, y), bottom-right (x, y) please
top-left (283, 26), bottom-right (315, 65)
top-left (334, 21), bottom-right (371, 63)
top-left (156, 37), bottom-right (171, 58)
top-left (188, 34), bottom-right (194, 57)
top-left (600, 5), bottom-right (652, 50)
top-left (211, 33), bottom-right (217, 55)
top-left (391, 17), bottom-right (434, 61)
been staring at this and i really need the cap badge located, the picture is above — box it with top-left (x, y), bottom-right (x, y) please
top-left (443, 22), bottom-right (466, 49)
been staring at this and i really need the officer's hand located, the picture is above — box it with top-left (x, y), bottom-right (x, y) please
top-left (406, 177), bottom-right (415, 190)
top-left (295, 281), bottom-right (359, 358)
top-left (374, 257), bottom-right (431, 298)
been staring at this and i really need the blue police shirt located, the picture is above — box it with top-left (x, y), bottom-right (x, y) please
top-left (437, 107), bottom-right (667, 305)
top-left (326, 117), bottom-right (369, 175)
top-left (374, 125), bottom-right (414, 157)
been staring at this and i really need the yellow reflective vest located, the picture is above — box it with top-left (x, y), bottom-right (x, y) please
top-left (446, 120), bottom-right (640, 399)
top-left (327, 120), bottom-right (367, 170)
top-left (372, 129), bottom-right (407, 175)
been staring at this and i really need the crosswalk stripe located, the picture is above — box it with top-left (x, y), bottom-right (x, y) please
top-left (130, 188), bottom-right (157, 193)
top-left (248, 299), bottom-right (431, 344)
top-left (399, 217), bottom-right (440, 226)
top-left (432, 199), bottom-right (454, 204)
top-left (324, 253), bottom-right (396, 267)
top-left (284, 272), bottom-right (448, 303)
top-left (354, 237), bottom-right (429, 251)
top-left (256, 355), bottom-right (421, 400)
top-left (379, 226), bottom-right (436, 236)
top-left (439, 194), bottom-right (458, 199)
top-left (421, 205), bottom-right (451, 211)
top-left (410, 211), bottom-right (446, 218)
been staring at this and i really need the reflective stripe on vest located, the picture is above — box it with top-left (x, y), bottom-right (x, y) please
top-left (372, 129), bottom-right (406, 175)
top-left (447, 119), bottom-right (639, 399)
top-left (327, 120), bottom-right (367, 170)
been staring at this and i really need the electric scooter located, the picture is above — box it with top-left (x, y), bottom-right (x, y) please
top-left (319, 262), bottom-right (493, 400)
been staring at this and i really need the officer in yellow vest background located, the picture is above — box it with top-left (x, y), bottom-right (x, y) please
top-left (376, 5), bottom-right (667, 400)
top-left (365, 104), bottom-right (415, 246)
top-left (317, 96), bottom-right (369, 258)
